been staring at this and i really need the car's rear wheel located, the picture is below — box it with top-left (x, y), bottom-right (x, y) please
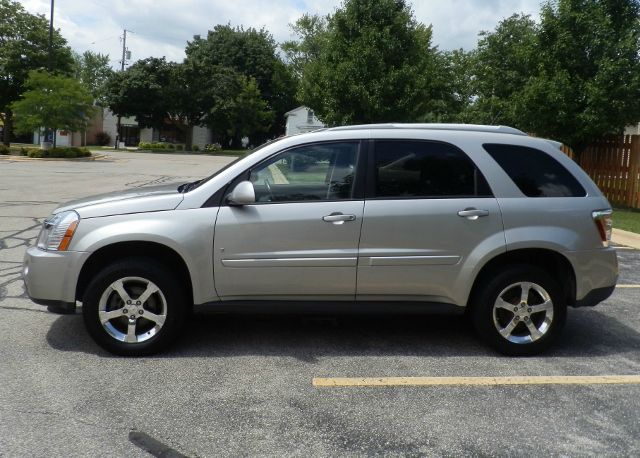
top-left (82, 258), bottom-right (186, 356)
top-left (471, 265), bottom-right (566, 356)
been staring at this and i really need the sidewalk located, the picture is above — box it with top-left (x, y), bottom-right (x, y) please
top-left (612, 228), bottom-right (640, 249)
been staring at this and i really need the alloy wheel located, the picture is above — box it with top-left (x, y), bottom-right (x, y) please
top-left (97, 276), bottom-right (167, 343)
top-left (492, 281), bottom-right (554, 344)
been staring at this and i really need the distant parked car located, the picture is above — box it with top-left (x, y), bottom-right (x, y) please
top-left (23, 124), bottom-right (617, 356)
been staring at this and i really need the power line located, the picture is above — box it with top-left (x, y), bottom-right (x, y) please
top-left (88, 35), bottom-right (119, 45)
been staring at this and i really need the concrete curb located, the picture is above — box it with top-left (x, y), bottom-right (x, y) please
top-left (0, 154), bottom-right (106, 162)
top-left (612, 228), bottom-right (640, 249)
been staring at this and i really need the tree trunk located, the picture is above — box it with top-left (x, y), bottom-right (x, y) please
top-left (572, 142), bottom-right (587, 166)
top-left (185, 125), bottom-right (193, 150)
top-left (2, 110), bottom-right (13, 147)
top-left (230, 135), bottom-right (242, 149)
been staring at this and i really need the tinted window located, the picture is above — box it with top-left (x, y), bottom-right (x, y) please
top-left (374, 140), bottom-right (492, 198)
top-left (250, 142), bottom-right (359, 202)
top-left (483, 143), bottom-right (586, 197)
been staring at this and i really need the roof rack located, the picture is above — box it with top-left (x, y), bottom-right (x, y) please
top-left (326, 123), bottom-right (527, 136)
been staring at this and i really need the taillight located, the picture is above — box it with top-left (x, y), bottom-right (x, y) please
top-left (592, 209), bottom-right (612, 247)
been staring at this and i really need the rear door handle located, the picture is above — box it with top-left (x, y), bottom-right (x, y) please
top-left (322, 212), bottom-right (356, 224)
top-left (457, 208), bottom-right (489, 220)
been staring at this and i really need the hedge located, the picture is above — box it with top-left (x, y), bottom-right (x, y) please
top-left (138, 142), bottom-right (201, 152)
top-left (24, 147), bottom-right (92, 158)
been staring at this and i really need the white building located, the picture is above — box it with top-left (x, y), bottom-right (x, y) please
top-left (284, 106), bottom-right (325, 136)
top-left (624, 123), bottom-right (640, 135)
top-left (34, 108), bottom-right (213, 148)
top-left (33, 106), bottom-right (325, 147)
top-left (100, 109), bottom-right (212, 147)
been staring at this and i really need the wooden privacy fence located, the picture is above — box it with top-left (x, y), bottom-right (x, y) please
top-left (576, 135), bottom-right (640, 208)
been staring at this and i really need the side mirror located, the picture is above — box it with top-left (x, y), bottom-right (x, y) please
top-left (227, 180), bottom-right (255, 206)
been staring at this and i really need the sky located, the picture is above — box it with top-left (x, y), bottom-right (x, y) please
top-left (19, 0), bottom-right (542, 67)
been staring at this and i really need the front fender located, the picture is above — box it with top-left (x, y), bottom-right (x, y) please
top-left (71, 208), bottom-right (219, 304)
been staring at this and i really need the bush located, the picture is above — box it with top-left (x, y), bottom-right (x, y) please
top-left (20, 147), bottom-right (29, 156)
top-left (191, 144), bottom-right (200, 152)
top-left (204, 143), bottom-right (222, 152)
top-left (138, 142), bottom-right (184, 151)
top-left (291, 153), bottom-right (317, 172)
top-left (0, 145), bottom-right (9, 155)
top-left (95, 131), bottom-right (111, 146)
top-left (26, 147), bottom-right (91, 158)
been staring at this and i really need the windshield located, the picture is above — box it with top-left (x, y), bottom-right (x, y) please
top-left (179, 137), bottom-right (287, 193)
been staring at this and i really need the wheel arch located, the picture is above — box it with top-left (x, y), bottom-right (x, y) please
top-left (467, 248), bottom-right (576, 308)
top-left (76, 241), bottom-right (194, 305)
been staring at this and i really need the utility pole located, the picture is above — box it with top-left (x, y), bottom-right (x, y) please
top-left (48, 0), bottom-right (54, 70)
top-left (47, 0), bottom-right (55, 148)
top-left (115, 29), bottom-right (130, 149)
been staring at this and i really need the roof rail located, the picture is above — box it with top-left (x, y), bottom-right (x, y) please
top-left (326, 123), bottom-right (527, 136)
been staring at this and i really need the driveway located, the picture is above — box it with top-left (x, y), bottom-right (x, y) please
top-left (0, 151), bottom-right (639, 456)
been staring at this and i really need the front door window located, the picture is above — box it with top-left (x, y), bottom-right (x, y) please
top-left (250, 142), bottom-right (359, 202)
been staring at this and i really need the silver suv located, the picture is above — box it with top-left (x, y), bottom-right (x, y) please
top-left (23, 124), bottom-right (618, 356)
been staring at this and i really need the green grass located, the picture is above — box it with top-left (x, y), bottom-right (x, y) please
top-left (207, 149), bottom-right (246, 156)
top-left (613, 208), bottom-right (640, 234)
top-left (8, 142), bottom-right (38, 148)
top-left (129, 148), bottom-right (244, 156)
top-left (86, 145), bottom-right (117, 150)
top-left (5, 143), bottom-right (37, 154)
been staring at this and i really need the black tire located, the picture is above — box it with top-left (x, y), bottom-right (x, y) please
top-left (471, 265), bottom-right (567, 356)
top-left (82, 257), bottom-right (187, 356)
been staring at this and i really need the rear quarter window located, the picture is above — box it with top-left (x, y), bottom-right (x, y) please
top-left (483, 143), bottom-right (586, 197)
top-left (373, 140), bottom-right (493, 198)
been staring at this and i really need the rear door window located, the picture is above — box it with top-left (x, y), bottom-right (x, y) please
top-left (483, 143), bottom-right (586, 197)
top-left (373, 140), bottom-right (492, 198)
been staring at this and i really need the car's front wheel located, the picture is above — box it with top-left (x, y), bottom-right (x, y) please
top-left (471, 265), bottom-right (567, 356)
top-left (82, 258), bottom-right (187, 356)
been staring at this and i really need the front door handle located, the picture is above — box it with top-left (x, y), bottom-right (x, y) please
top-left (457, 208), bottom-right (489, 220)
top-left (322, 212), bottom-right (356, 224)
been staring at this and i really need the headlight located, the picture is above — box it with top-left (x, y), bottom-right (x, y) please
top-left (37, 210), bottom-right (80, 251)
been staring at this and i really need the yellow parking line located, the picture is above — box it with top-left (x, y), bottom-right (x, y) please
top-left (313, 375), bottom-right (640, 387)
top-left (616, 285), bottom-right (640, 288)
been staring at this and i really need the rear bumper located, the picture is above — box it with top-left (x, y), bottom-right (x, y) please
top-left (23, 246), bottom-right (87, 306)
top-left (573, 285), bottom-right (616, 307)
top-left (565, 247), bottom-right (618, 306)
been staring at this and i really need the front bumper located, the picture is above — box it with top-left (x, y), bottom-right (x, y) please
top-left (23, 246), bottom-right (87, 306)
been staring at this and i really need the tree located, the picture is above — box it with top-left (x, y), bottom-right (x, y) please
top-left (281, 14), bottom-right (329, 79)
top-left (466, 14), bottom-right (539, 125)
top-left (518, 0), bottom-right (640, 157)
top-left (169, 61), bottom-right (207, 149)
top-left (0, 0), bottom-right (74, 145)
top-left (199, 67), bottom-right (274, 148)
top-left (296, 0), bottom-right (451, 125)
top-left (440, 49), bottom-right (477, 122)
top-left (104, 57), bottom-right (175, 131)
top-left (72, 50), bottom-right (113, 105)
top-left (185, 25), bottom-right (295, 140)
top-left (11, 71), bottom-right (95, 147)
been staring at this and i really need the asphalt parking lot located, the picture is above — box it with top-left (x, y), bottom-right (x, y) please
top-left (1, 151), bottom-right (639, 457)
